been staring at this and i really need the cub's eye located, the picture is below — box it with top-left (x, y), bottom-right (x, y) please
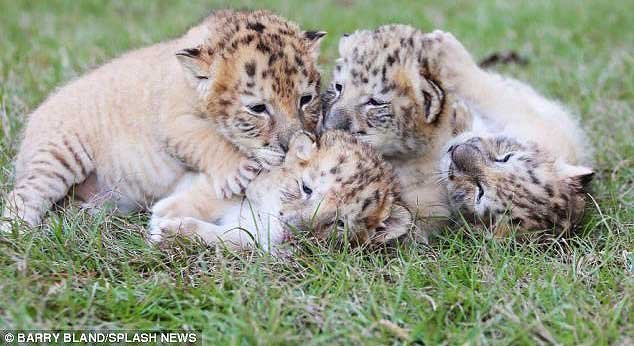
top-left (299, 94), bottom-right (313, 107)
top-left (301, 182), bottom-right (313, 196)
top-left (246, 104), bottom-right (268, 115)
top-left (367, 98), bottom-right (388, 107)
top-left (334, 83), bottom-right (343, 93)
top-left (196, 76), bottom-right (208, 80)
top-left (336, 219), bottom-right (345, 229)
top-left (476, 181), bottom-right (485, 202)
top-left (495, 153), bottom-right (514, 163)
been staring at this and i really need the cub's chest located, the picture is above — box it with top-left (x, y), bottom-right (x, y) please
top-left (394, 159), bottom-right (436, 189)
top-left (394, 160), bottom-right (448, 216)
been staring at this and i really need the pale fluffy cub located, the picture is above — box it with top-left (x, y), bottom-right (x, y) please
top-left (428, 31), bottom-right (594, 236)
top-left (149, 131), bottom-right (412, 253)
top-left (322, 25), bottom-right (473, 240)
top-left (2, 10), bottom-right (325, 231)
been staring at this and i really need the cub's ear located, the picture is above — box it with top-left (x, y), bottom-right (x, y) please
top-left (372, 203), bottom-right (413, 244)
top-left (289, 131), bottom-right (317, 162)
top-left (557, 162), bottom-right (594, 193)
top-left (418, 77), bottom-right (445, 124)
top-left (303, 30), bottom-right (327, 59)
top-left (176, 45), bottom-right (213, 84)
top-left (417, 35), bottom-right (445, 124)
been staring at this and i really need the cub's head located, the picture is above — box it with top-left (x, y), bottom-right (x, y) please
top-left (440, 134), bottom-right (594, 236)
top-left (322, 25), bottom-right (452, 158)
top-left (248, 131), bottom-right (412, 247)
top-left (177, 10), bottom-right (325, 165)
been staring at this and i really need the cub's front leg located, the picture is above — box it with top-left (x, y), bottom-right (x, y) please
top-left (150, 216), bottom-right (257, 250)
top-left (214, 155), bottom-right (262, 199)
top-left (162, 114), bottom-right (274, 199)
top-left (147, 173), bottom-right (225, 242)
top-left (423, 30), bottom-right (482, 92)
top-left (147, 173), bottom-right (259, 250)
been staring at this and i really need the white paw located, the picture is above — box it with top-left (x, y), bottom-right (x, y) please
top-left (253, 147), bottom-right (285, 171)
top-left (147, 217), bottom-right (183, 243)
top-left (239, 156), bottom-right (261, 180)
top-left (424, 30), bottom-right (478, 82)
top-left (428, 30), bottom-right (466, 56)
top-left (147, 217), bottom-right (165, 243)
top-left (213, 157), bottom-right (262, 199)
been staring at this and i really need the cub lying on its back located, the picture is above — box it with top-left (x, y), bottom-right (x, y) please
top-left (150, 131), bottom-right (412, 252)
top-left (2, 10), bottom-right (325, 231)
top-left (427, 31), bottom-right (594, 236)
top-left (442, 134), bottom-right (593, 236)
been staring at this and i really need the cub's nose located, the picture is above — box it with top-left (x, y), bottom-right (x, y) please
top-left (450, 143), bottom-right (483, 175)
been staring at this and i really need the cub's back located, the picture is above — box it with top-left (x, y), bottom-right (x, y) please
top-left (16, 34), bottom-right (194, 174)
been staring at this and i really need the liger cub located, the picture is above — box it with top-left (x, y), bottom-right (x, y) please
top-left (322, 25), bottom-right (594, 238)
top-left (426, 31), bottom-right (594, 237)
top-left (322, 25), bottom-right (473, 240)
top-left (149, 131), bottom-right (412, 253)
top-left (1, 10), bottom-right (325, 231)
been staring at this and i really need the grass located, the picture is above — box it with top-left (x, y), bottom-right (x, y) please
top-left (0, 0), bottom-right (632, 344)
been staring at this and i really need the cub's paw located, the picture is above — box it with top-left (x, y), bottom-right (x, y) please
top-left (147, 216), bottom-right (184, 243)
top-left (252, 146), bottom-right (285, 170)
top-left (214, 156), bottom-right (262, 199)
top-left (423, 30), bottom-right (478, 83)
top-left (449, 100), bottom-right (473, 135)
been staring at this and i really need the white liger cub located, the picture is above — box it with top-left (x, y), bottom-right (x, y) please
top-left (149, 131), bottom-right (412, 253)
top-left (426, 31), bottom-right (594, 237)
top-left (1, 10), bottom-right (325, 231)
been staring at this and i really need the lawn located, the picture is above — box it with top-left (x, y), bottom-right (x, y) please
top-left (0, 0), bottom-right (632, 344)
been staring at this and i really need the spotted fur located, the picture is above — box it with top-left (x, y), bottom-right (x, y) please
top-left (149, 131), bottom-right (412, 252)
top-left (322, 25), bottom-right (449, 158)
top-left (441, 135), bottom-right (593, 236)
top-left (1, 10), bottom-right (324, 231)
top-left (322, 25), bottom-right (471, 240)
top-left (427, 30), bottom-right (595, 236)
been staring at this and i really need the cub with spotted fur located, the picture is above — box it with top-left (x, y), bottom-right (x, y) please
top-left (322, 25), bottom-right (593, 238)
top-left (322, 25), bottom-right (472, 240)
top-left (427, 30), bottom-right (594, 236)
top-left (2, 10), bottom-right (325, 231)
top-left (149, 131), bottom-right (412, 253)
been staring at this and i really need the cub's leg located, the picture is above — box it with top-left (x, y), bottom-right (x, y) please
top-left (147, 173), bottom-right (243, 244)
top-left (424, 30), bottom-right (552, 122)
top-left (162, 114), bottom-right (270, 199)
top-left (150, 216), bottom-right (255, 251)
top-left (425, 31), bottom-right (481, 86)
top-left (2, 134), bottom-right (94, 231)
